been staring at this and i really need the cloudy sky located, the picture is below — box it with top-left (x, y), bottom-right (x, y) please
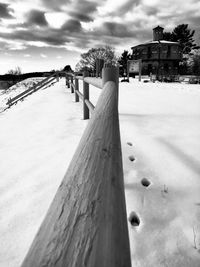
top-left (0, 0), bottom-right (199, 74)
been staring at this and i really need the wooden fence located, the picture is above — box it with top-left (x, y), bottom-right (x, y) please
top-left (6, 71), bottom-right (61, 107)
top-left (20, 65), bottom-right (131, 267)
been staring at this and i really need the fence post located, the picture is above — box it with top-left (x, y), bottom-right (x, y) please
top-left (56, 73), bottom-right (59, 82)
top-left (102, 64), bottom-right (119, 102)
top-left (66, 75), bottom-right (70, 88)
top-left (83, 71), bottom-right (89, 120)
top-left (96, 59), bottom-right (99, 78)
top-left (75, 78), bottom-right (79, 102)
top-left (70, 76), bottom-right (74, 93)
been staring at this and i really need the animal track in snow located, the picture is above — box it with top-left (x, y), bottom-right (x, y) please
top-left (128, 211), bottom-right (140, 227)
top-left (141, 178), bottom-right (151, 187)
top-left (127, 142), bottom-right (133, 146)
top-left (128, 155), bottom-right (135, 162)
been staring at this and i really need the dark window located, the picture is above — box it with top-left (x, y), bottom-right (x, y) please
top-left (148, 64), bottom-right (152, 74)
top-left (147, 47), bottom-right (151, 58)
top-left (164, 63), bottom-right (169, 71)
top-left (167, 46), bottom-right (171, 57)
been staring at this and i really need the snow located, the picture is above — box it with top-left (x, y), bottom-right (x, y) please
top-left (0, 77), bottom-right (200, 266)
top-left (0, 78), bottom-right (44, 112)
top-left (0, 79), bottom-right (88, 266)
top-left (119, 80), bottom-right (200, 266)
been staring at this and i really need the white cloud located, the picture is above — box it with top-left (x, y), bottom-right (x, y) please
top-left (0, 38), bottom-right (27, 50)
top-left (4, 52), bottom-right (11, 56)
top-left (27, 41), bottom-right (49, 47)
top-left (40, 53), bottom-right (47, 58)
top-left (98, 0), bottom-right (122, 16)
top-left (45, 12), bottom-right (69, 28)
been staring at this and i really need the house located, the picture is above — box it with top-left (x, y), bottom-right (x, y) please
top-left (131, 26), bottom-right (182, 79)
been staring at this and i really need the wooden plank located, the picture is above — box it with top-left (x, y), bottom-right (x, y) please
top-left (66, 76), bottom-right (70, 88)
top-left (84, 77), bottom-right (102, 89)
top-left (76, 75), bottom-right (84, 80)
top-left (7, 74), bottom-right (58, 105)
top-left (85, 99), bottom-right (95, 113)
top-left (7, 77), bottom-right (56, 105)
top-left (21, 81), bottom-right (131, 267)
top-left (83, 72), bottom-right (89, 119)
top-left (70, 82), bottom-right (75, 90)
top-left (70, 76), bottom-right (74, 93)
top-left (75, 79), bottom-right (79, 102)
top-left (75, 90), bottom-right (83, 100)
top-left (33, 77), bottom-right (56, 92)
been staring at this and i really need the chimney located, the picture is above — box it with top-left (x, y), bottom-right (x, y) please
top-left (153, 26), bottom-right (164, 41)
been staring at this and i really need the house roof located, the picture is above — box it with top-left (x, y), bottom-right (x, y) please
top-left (131, 40), bottom-right (180, 49)
top-left (153, 25), bottom-right (164, 30)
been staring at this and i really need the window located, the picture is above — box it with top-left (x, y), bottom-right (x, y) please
top-left (167, 46), bottom-right (171, 57)
top-left (148, 64), bottom-right (152, 74)
top-left (164, 63), bottom-right (169, 71)
top-left (147, 47), bottom-right (151, 58)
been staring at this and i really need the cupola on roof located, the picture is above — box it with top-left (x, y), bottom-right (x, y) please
top-left (153, 25), bottom-right (164, 41)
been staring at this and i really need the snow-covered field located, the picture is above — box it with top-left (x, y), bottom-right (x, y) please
top-left (119, 80), bottom-right (200, 266)
top-left (0, 78), bottom-right (200, 266)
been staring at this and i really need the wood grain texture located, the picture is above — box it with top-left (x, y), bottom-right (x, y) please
top-left (75, 90), bottom-right (83, 100)
top-left (76, 75), bottom-right (84, 80)
top-left (70, 77), bottom-right (74, 93)
top-left (75, 79), bottom-right (79, 102)
top-left (85, 99), bottom-right (95, 113)
top-left (84, 77), bottom-right (102, 89)
top-left (7, 76), bottom-right (57, 106)
top-left (66, 76), bottom-right (70, 88)
top-left (21, 81), bottom-right (131, 267)
top-left (83, 72), bottom-right (89, 120)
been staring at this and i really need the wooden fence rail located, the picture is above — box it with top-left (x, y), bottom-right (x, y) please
top-left (66, 71), bottom-right (103, 120)
top-left (6, 71), bottom-right (61, 107)
top-left (21, 65), bottom-right (131, 267)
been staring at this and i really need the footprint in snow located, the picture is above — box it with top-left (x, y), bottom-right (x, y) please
top-left (141, 178), bottom-right (151, 187)
top-left (128, 155), bottom-right (135, 162)
top-left (127, 142), bottom-right (133, 146)
top-left (128, 211), bottom-right (140, 227)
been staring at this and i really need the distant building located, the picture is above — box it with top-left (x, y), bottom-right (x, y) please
top-left (131, 26), bottom-right (182, 78)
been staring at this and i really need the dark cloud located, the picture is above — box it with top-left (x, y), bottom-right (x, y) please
top-left (61, 19), bottom-right (82, 32)
top-left (144, 6), bottom-right (159, 16)
top-left (100, 22), bottom-right (134, 38)
top-left (0, 3), bottom-right (14, 19)
top-left (0, 28), bottom-right (70, 46)
top-left (115, 0), bottom-right (141, 16)
top-left (41, 0), bottom-right (71, 11)
top-left (72, 0), bottom-right (99, 15)
top-left (26, 10), bottom-right (48, 26)
top-left (177, 12), bottom-right (200, 29)
top-left (68, 11), bottom-right (93, 22)
top-left (188, 16), bottom-right (200, 27)
top-left (86, 21), bottom-right (153, 47)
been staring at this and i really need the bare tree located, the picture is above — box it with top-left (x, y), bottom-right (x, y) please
top-left (7, 66), bottom-right (22, 75)
top-left (75, 46), bottom-right (118, 72)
